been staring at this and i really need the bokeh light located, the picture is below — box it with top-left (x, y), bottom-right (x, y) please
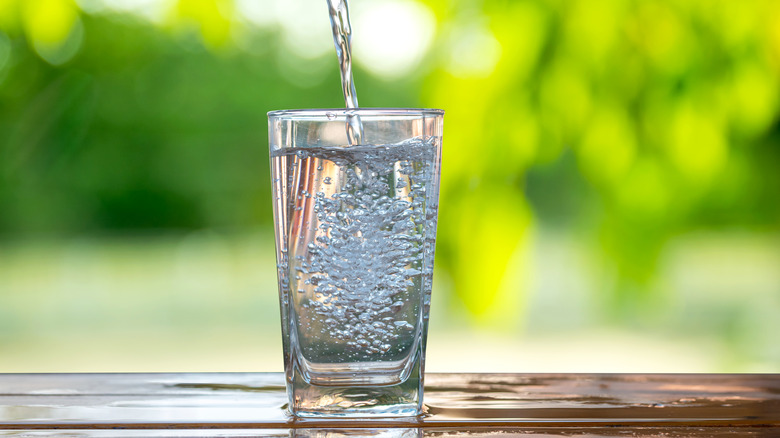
top-left (1, 0), bottom-right (779, 373)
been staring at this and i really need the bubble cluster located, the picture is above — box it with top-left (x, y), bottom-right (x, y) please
top-left (274, 138), bottom-right (438, 362)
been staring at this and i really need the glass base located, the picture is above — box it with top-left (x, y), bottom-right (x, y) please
top-left (291, 429), bottom-right (422, 438)
top-left (287, 349), bottom-right (423, 418)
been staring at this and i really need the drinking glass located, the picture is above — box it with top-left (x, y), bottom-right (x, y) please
top-left (268, 108), bottom-right (443, 417)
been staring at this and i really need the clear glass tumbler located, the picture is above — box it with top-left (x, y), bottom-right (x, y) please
top-left (268, 108), bottom-right (443, 417)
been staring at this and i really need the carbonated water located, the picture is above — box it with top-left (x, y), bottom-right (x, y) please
top-left (272, 137), bottom-right (439, 386)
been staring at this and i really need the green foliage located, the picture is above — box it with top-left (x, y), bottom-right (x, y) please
top-left (1, 0), bottom-right (778, 328)
top-left (0, 8), bottom-right (424, 237)
top-left (422, 0), bottom-right (780, 322)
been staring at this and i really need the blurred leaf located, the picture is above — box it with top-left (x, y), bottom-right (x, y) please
top-left (729, 60), bottom-right (779, 138)
top-left (667, 99), bottom-right (728, 185)
top-left (0, 0), bottom-right (20, 33)
top-left (173, 0), bottom-right (234, 49)
top-left (577, 104), bottom-right (636, 187)
top-left (22, 0), bottom-right (82, 65)
top-left (447, 183), bottom-right (531, 325)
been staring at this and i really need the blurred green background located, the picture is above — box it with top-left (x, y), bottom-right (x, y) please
top-left (1, 0), bottom-right (779, 373)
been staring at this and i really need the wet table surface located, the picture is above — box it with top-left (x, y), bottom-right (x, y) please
top-left (0, 373), bottom-right (778, 437)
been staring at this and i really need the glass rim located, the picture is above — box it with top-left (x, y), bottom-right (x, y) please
top-left (268, 108), bottom-right (444, 119)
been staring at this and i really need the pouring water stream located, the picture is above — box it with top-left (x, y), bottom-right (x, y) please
top-left (326, 0), bottom-right (364, 145)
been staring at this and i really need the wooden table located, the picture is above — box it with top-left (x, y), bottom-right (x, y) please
top-left (1, 373), bottom-right (778, 436)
